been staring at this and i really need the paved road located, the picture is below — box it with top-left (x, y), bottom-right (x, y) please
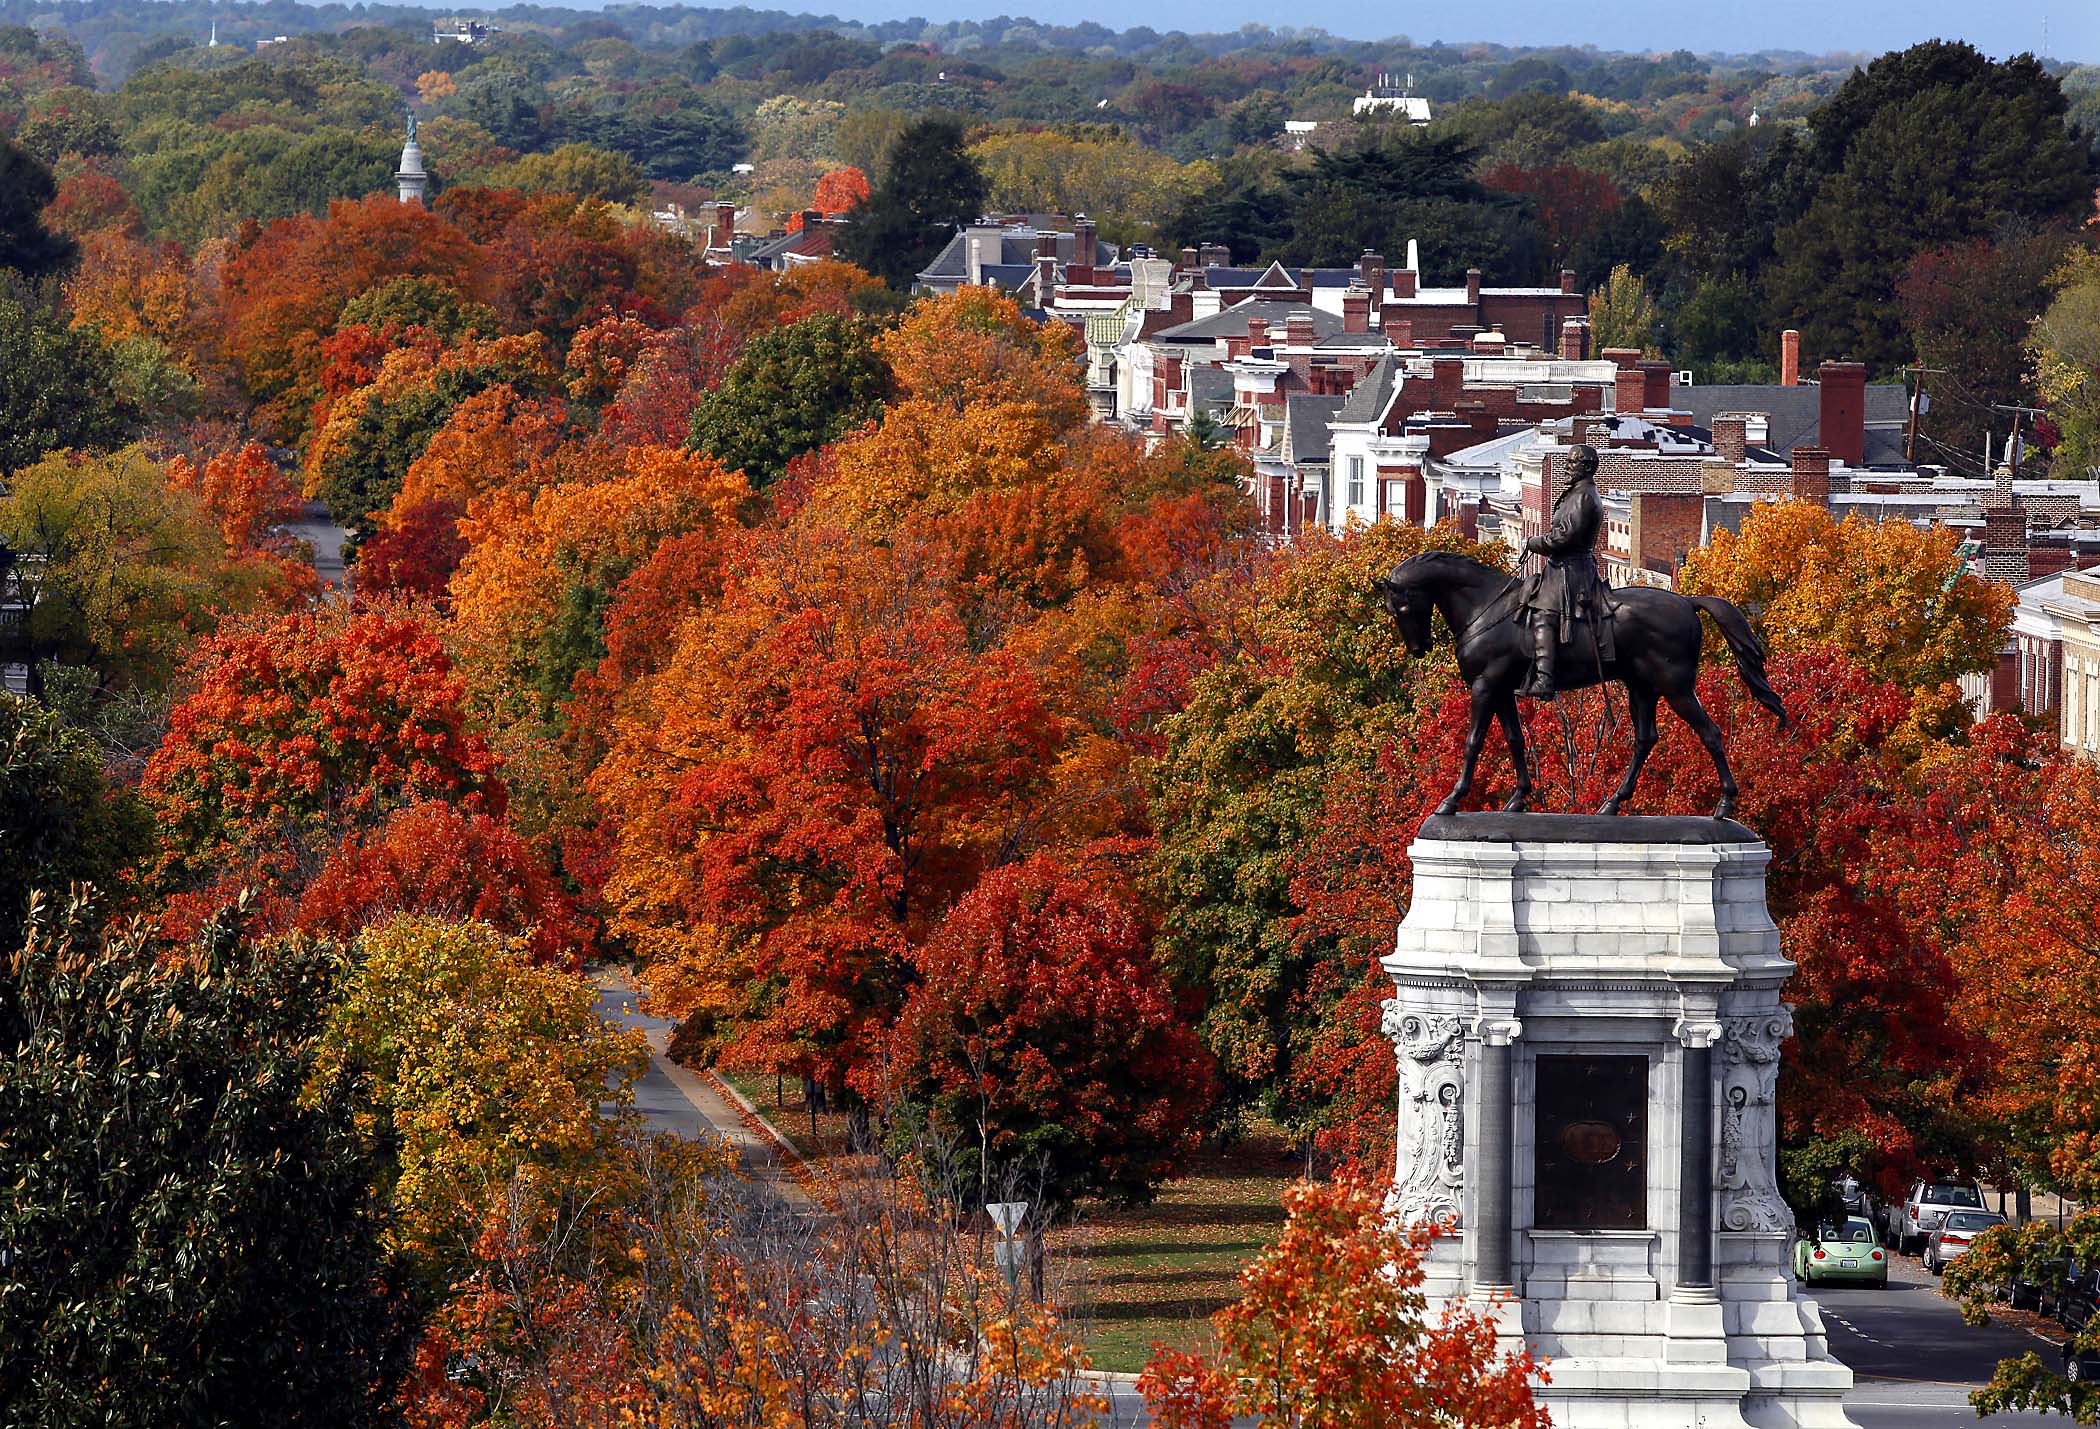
top-left (592, 969), bottom-right (809, 1207)
top-left (1820, 1252), bottom-right (2061, 1427)
top-left (281, 499), bottom-right (349, 590)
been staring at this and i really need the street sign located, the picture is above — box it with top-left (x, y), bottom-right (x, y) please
top-left (985, 1201), bottom-right (1029, 1237)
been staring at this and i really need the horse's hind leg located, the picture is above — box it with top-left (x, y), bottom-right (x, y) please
top-left (1494, 690), bottom-right (1532, 812)
top-left (1598, 681), bottom-right (1659, 816)
top-left (1665, 688), bottom-right (1738, 818)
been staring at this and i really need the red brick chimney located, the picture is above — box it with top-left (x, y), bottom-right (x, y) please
top-left (1790, 445), bottom-right (1831, 503)
top-left (1342, 289), bottom-right (1370, 333)
top-left (1780, 329), bottom-right (1801, 387)
top-left (1560, 268), bottom-right (1577, 294)
top-left (1392, 268), bottom-right (1417, 299)
top-left (1432, 356), bottom-right (1464, 405)
top-left (712, 201), bottom-right (735, 250)
top-left (1359, 249), bottom-right (1385, 296)
top-left (1614, 367), bottom-right (1645, 414)
top-left (1384, 315), bottom-right (1413, 346)
top-left (1035, 253), bottom-right (1055, 296)
top-left (1465, 268), bottom-right (1482, 305)
top-left (1179, 246), bottom-right (1198, 274)
top-left (800, 209), bottom-right (822, 232)
top-left (1073, 214), bottom-right (1096, 275)
top-left (1640, 360), bottom-right (1673, 411)
top-left (1816, 361), bottom-right (1867, 467)
top-left (1558, 319), bottom-right (1588, 361)
top-left (1601, 346), bottom-right (1642, 371)
top-left (1711, 414), bottom-right (1748, 466)
top-left (1285, 311), bottom-right (1315, 348)
top-left (1246, 316), bottom-right (1269, 351)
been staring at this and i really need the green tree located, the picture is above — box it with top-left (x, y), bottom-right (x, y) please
top-left (1273, 131), bottom-right (1542, 279)
top-left (488, 142), bottom-right (650, 204)
top-left (1899, 228), bottom-right (2074, 455)
top-left (0, 137), bottom-right (77, 278)
top-left (833, 113), bottom-right (987, 289)
top-left (687, 312), bottom-right (892, 487)
top-left (1588, 263), bottom-right (1659, 356)
top-left (0, 694), bottom-right (149, 948)
top-left (0, 294), bottom-right (132, 474)
top-left (2033, 251), bottom-right (2100, 478)
top-left (0, 895), bottom-right (416, 1428)
top-left (1765, 44), bottom-right (2096, 371)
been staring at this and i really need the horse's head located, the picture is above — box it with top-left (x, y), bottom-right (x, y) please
top-left (1379, 562), bottom-right (1435, 657)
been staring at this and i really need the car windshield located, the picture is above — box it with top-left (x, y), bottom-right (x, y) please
top-left (1944, 1211), bottom-right (2002, 1231)
top-left (1927, 1184), bottom-right (1982, 1207)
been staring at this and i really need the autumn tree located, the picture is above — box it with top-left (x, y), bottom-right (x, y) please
top-left (811, 164), bottom-right (871, 215)
top-left (1678, 498), bottom-right (2012, 690)
top-left (1897, 227), bottom-right (2073, 455)
top-left (888, 844), bottom-right (1215, 1210)
top-left (219, 196), bottom-right (490, 439)
top-left (316, 915), bottom-right (640, 1271)
top-left (1140, 1174), bottom-right (1546, 1429)
top-left (1587, 262), bottom-right (1658, 355)
top-left (164, 440), bottom-right (303, 553)
top-left (0, 445), bottom-right (312, 692)
top-left (589, 526), bottom-right (1060, 1095)
top-left (141, 603), bottom-right (502, 887)
top-left (349, 498), bottom-right (466, 601)
top-left (0, 894), bottom-right (416, 1428)
top-left (297, 801), bottom-right (593, 968)
top-left (686, 313), bottom-right (891, 488)
top-left (2032, 249), bottom-right (2100, 477)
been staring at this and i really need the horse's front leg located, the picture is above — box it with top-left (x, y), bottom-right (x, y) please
top-left (1495, 691), bottom-right (1532, 813)
top-left (1435, 683), bottom-right (1496, 817)
top-left (1597, 682), bottom-right (1659, 816)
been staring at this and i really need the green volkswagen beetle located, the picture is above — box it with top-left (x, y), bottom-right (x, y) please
top-left (1793, 1215), bottom-right (1889, 1288)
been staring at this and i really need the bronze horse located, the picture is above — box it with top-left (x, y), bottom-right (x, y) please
top-left (1379, 551), bottom-right (1788, 818)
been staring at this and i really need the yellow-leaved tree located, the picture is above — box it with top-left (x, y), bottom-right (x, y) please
top-left (316, 915), bottom-right (644, 1271)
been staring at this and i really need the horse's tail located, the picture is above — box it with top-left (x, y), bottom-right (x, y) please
top-left (1689, 595), bottom-right (1789, 729)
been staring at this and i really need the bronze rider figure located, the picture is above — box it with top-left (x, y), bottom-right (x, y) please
top-left (1520, 443), bottom-right (1607, 700)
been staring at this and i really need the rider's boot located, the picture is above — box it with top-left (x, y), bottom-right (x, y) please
top-left (1520, 614), bottom-right (1557, 700)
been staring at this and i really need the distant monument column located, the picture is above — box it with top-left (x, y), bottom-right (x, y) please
top-left (395, 113), bottom-right (428, 206)
top-left (1383, 812), bottom-right (1857, 1429)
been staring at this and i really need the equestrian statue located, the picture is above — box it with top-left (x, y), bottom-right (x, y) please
top-left (1378, 444), bottom-right (1788, 819)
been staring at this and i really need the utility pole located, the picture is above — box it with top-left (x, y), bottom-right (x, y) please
top-left (1904, 364), bottom-right (1943, 464)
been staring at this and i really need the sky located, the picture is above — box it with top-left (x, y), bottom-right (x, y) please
top-left (843, 0), bottom-right (2099, 63)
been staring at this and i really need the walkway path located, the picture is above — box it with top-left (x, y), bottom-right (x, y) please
top-left (592, 969), bottom-right (810, 1208)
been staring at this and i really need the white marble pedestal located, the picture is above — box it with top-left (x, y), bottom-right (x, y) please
top-left (1382, 813), bottom-right (1856, 1429)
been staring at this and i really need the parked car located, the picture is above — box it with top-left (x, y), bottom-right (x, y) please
top-left (1793, 1216), bottom-right (1889, 1289)
top-left (2007, 1255), bottom-right (2076, 1314)
top-left (2065, 1330), bottom-right (2100, 1385)
top-left (2059, 1264), bottom-right (2100, 1341)
top-left (1924, 1209), bottom-right (2006, 1274)
top-left (1888, 1179), bottom-right (1986, 1254)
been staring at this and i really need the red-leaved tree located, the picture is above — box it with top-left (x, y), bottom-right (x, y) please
top-left (297, 800), bottom-right (592, 968)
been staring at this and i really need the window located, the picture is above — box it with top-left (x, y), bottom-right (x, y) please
top-left (1346, 456), bottom-right (1365, 509)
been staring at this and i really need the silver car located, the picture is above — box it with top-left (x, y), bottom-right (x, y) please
top-left (1924, 1209), bottom-right (2005, 1274)
top-left (1889, 1178), bottom-right (1986, 1254)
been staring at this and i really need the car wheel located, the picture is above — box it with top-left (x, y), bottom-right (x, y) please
top-left (1876, 1274), bottom-right (1889, 1290)
top-left (2068, 1350), bottom-right (2085, 1384)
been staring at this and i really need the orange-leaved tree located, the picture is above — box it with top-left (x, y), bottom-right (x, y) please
top-left (1140, 1172), bottom-right (1547, 1429)
top-left (141, 603), bottom-right (503, 888)
top-left (164, 440), bottom-right (304, 554)
top-left (588, 525), bottom-right (1062, 1094)
top-left (1679, 498), bottom-right (2012, 691)
top-left (218, 197), bottom-right (489, 439)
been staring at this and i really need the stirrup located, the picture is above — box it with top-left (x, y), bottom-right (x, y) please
top-left (1520, 678), bottom-right (1557, 701)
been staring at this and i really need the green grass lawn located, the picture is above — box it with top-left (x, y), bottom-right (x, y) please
top-left (710, 1070), bottom-right (1299, 1375)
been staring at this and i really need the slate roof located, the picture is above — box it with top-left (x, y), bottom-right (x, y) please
top-left (1315, 330), bottom-right (1392, 349)
top-left (919, 229), bottom-right (1119, 279)
top-left (1151, 301), bottom-right (1343, 345)
top-left (1672, 383), bottom-right (1911, 465)
top-left (1187, 365), bottom-right (1235, 415)
top-left (1286, 394), bottom-right (1345, 464)
top-left (1334, 354), bottom-right (1399, 425)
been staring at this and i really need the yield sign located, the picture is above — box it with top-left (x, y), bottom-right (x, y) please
top-left (986, 1201), bottom-right (1030, 1238)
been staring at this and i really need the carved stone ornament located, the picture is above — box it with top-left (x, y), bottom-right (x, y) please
top-left (1384, 1001), bottom-right (1466, 1226)
top-left (1717, 1010), bottom-right (1793, 1233)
